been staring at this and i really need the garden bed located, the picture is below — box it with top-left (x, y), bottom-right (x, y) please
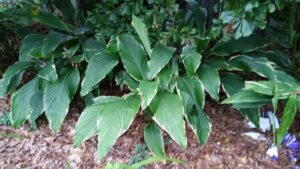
top-left (0, 96), bottom-right (293, 169)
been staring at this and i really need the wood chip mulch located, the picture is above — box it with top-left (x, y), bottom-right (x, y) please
top-left (0, 96), bottom-right (294, 169)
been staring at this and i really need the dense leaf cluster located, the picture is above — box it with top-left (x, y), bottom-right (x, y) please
top-left (0, 0), bottom-right (299, 164)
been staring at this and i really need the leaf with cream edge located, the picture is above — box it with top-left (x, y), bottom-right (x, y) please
top-left (97, 94), bottom-right (140, 161)
top-left (181, 44), bottom-right (201, 76)
top-left (80, 52), bottom-right (119, 96)
top-left (117, 34), bottom-right (148, 81)
top-left (11, 78), bottom-right (39, 127)
top-left (212, 35), bottom-right (269, 57)
top-left (44, 68), bottom-right (80, 132)
top-left (144, 123), bottom-right (166, 159)
top-left (0, 61), bottom-right (36, 97)
top-left (37, 59), bottom-right (58, 82)
top-left (277, 95), bottom-right (300, 144)
top-left (150, 90), bottom-right (187, 148)
top-left (42, 31), bottom-right (74, 57)
top-left (148, 44), bottom-right (176, 80)
top-left (74, 96), bottom-right (119, 147)
top-left (131, 15), bottom-right (152, 56)
top-left (221, 73), bottom-right (260, 127)
top-left (176, 76), bottom-right (211, 145)
top-left (139, 80), bottom-right (158, 110)
top-left (197, 65), bottom-right (220, 101)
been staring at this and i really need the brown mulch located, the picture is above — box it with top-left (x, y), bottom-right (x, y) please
top-left (0, 96), bottom-right (294, 169)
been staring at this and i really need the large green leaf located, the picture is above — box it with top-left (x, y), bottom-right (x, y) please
top-left (181, 44), bottom-right (201, 76)
top-left (239, 108), bottom-right (260, 128)
top-left (157, 65), bottom-right (173, 89)
top-left (177, 76), bottom-right (211, 145)
top-left (97, 94), bottom-right (140, 161)
top-left (187, 0), bottom-right (207, 37)
top-left (150, 90), bottom-right (187, 148)
top-left (148, 44), bottom-right (175, 80)
top-left (117, 34), bottom-right (148, 81)
top-left (221, 74), bottom-right (260, 127)
top-left (81, 52), bottom-right (119, 96)
top-left (244, 81), bottom-right (295, 99)
top-left (273, 70), bottom-right (299, 86)
top-left (246, 50), bottom-right (293, 71)
top-left (277, 95), bottom-right (300, 144)
top-left (144, 123), bottom-right (165, 159)
top-left (10, 78), bottom-right (39, 127)
top-left (177, 76), bottom-right (205, 109)
top-left (34, 12), bottom-right (74, 32)
top-left (0, 61), bottom-right (35, 97)
top-left (139, 80), bottom-right (158, 110)
top-left (83, 39), bottom-right (106, 61)
top-left (42, 31), bottom-right (74, 57)
top-left (197, 65), bottom-right (220, 101)
top-left (28, 92), bottom-right (44, 125)
top-left (212, 35), bottom-right (269, 56)
top-left (19, 34), bottom-right (45, 61)
top-left (229, 56), bottom-right (276, 80)
top-left (222, 90), bottom-right (271, 105)
top-left (44, 68), bottom-right (80, 132)
top-left (131, 15), bottom-right (152, 56)
top-left (74, 96), bottom-right (119, 147)
top-left (221, 73), bottom-right (244, 97)
top-left (37, 59), bottom-right (58, 82)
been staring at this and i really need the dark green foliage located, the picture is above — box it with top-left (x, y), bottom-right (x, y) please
top-left (0, 0), bottom-right (300, 163)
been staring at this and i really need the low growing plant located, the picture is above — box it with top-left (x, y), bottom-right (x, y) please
top-left (0, 0), bottom-right (299, 164)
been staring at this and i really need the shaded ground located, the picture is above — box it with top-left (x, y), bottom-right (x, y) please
top-left (0, 96), bottom-right (294, 169)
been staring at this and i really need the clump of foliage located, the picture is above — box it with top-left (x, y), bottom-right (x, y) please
top-left (0, 0), bottom-right (299, 164)
top-left (128, 144), bottom-right (150, 167)
top-left (0, 112), bottom-right (11, 126)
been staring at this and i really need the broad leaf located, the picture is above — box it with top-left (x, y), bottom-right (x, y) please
top-left (221, 74), bottom-right (260, 127)
top-left (144, 123), bottom-right (165, 159)
top-left (84, 39), bottom-right (106, 61)
top-left (244, 81), bottom-right (294, 99)
top-left (139, 80), bottom-right (158, 110)
top-left (37, 59), bottom-right (58, 82)
top-left (157, 65), bottom-right (173, 89)
top-left (197, 65), bottom-right (220, 101)
top-left (34, 12), bottom-right (74, 32)
top-left (222, 90), bottom-right (271, 104)
top-left (221, 73), bottom-right (244, 97)
top-left (239, 108), bottom-right (260, 128)
top-left (42, 31), bottom-right (74, 56)
top-left (229, 56), bottom-right (276, 80)
top-left (187, 0), bottom-right (207, 37)
top-left (148, 44), bottom-right (175, 79)
top-left (44, 68), bottom-right (80, 132)
top-left (74, 96), bottom-right (119, 147)
top-left (246, 50), bottom-right (293, 71)
top-left (19, 34), bottom-right (45, 61)
top-left (11, 78), bottom-right (39, 127)
top-left (28, 92), bottom-right (44, 125)
top-left (0, 61), bottom-right (35, 97)
top-left (150, 90), bottom-right (187, 148)
top-left (117, 34), bottom-right (148, 81)
top-left (132, 15), bottom-right (152, 56)
top-left (97, 94), bottom-right (140, 161)
top-left (177, 76), bottom-right (211, 145)
top-left (212, 35), bottom-right (268, 56)
top-left (181, 44), bottom-right (201, 76)
top-left (277, 95), bottom-right (300, 144)
top-left (81, 52), bottom-right (119, 96)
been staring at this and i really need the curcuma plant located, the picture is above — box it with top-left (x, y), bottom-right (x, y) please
top-left (74, 15), bottom-right (212, 161)
top-left (1, 0), bottom-right (299, 163)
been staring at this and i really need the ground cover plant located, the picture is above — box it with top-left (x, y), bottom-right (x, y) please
top-left (0, 0), bottom-right (299, 167)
